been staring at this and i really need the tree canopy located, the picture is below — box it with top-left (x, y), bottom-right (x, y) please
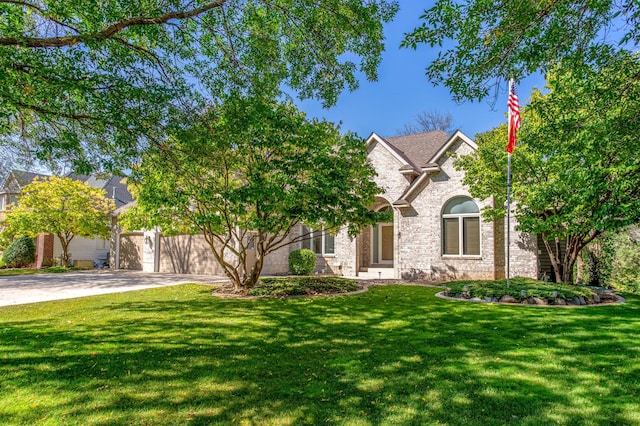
top-left (403, 0), bottom-right (639, 103)
top-left (1, 176), bottom-right (115, 267)
top-left (456, 51), bottom-right (640, 283)
top-left (123, 95), bottom-right (384, 289)
top-left (0, 0), bottom-right (397, 173)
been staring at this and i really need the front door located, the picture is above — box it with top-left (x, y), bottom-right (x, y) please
top-left (372, 223), bottom-right (393, 265)
top-left (380, 224), bottom-right (394, 263)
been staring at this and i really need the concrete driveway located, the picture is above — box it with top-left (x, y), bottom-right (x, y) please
top-left (0, 270), bottom-right (229, 307)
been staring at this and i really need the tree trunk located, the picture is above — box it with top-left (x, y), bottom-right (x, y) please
top-left (575, 251), bottom-right (585, 284)
top-left (562, 235), bottom-right (581, 284)
top-left (541, 236), bottom-right (563, 283)
top-left (541, 233), bottom-right (597, 284)
top-left (57, 233), bottom-right (73, 268)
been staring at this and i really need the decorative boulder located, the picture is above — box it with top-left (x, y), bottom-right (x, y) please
top-left (499, 295), bottom-right (518, 303)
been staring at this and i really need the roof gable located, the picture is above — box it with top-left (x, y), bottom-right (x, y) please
top-left (429, 130), bottom-right (478, 163)
top-left (392, 130), bottom-right (477, 207)
top-left (366, 132), bottom-right (412, 167)
top-left (1, 170), bottom-right (50, 194)
top-left (383, 130), bottom-right (450, 170)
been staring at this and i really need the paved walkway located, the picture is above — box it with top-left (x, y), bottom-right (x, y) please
top-left (0, 270), bottom-right (228, 307)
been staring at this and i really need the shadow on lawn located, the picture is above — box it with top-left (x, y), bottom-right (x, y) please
top-left (1, 285), bottom-right (639, 425)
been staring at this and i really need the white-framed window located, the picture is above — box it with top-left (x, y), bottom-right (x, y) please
top-left (300, 225), bottom-right (335, 255)
top-left (442, 197), bottom-right (481, 256)
top-left (0, 195), bottom-right (4, 211)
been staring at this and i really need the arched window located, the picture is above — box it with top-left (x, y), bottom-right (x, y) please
top-left (442, 197), bottom-right (480, 256)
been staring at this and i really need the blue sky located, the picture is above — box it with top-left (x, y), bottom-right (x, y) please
top-left (297, 2), bottom-right (547, 140)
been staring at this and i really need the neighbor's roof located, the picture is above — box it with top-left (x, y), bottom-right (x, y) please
top-left (10, 170), bottom-right (49, 187)
top-left (0, 170), bottom-right (50, 194)
top-left (67, 173), bottom-right (133, 208)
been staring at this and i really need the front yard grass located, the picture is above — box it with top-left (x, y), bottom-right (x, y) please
top-left (1, 284), bottom-right (639, 425)
top-left (0, 266), bottom-right (86, 276)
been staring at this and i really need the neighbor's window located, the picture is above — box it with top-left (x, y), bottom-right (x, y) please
top-left (300, 225), bottom-right (335, 255)
top-left (95, 238), bottom-right (108, 250)
top-left (442, 197), bottom-right (480, 256)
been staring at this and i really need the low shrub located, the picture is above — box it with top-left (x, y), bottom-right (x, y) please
top-left (249, 276), bottom-right (360, 297)
top-left (2, 236), bottom-right (36, 268)
top-left (445, 277), bottom-right (596, 301)
top-left (288, 249), bottom-right (316, 275)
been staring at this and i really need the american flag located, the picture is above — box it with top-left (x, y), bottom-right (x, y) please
top-left (506, 79), bottom-right (520, 154)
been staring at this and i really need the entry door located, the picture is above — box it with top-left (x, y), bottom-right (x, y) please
top-left (372, 223), bottom-right (393, 265)
top-left (380, 225), bottom-right (394, 262)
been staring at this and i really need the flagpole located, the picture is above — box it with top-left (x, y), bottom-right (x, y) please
top-left (506, 152), bottom-right (511, 289)
top-left (505, 78), bottom-right (519, 289)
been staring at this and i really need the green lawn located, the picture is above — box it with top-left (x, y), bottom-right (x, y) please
top-left (1, 284), bottom-right (639, 425)
top-left (0, 266), bottom-right (85, 276)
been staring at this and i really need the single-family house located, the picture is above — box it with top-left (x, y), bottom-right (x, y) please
top-left (0, 170), bottom-right (131, 268)
top-left (112, 130), bottom-right (542, 281)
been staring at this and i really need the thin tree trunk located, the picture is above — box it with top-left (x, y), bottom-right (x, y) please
top-left (575, 251), bottom-right (585, 284)
top-left (542, 237), bottom-right (563, 283)
top-left (57, 233), bottom-right (73, 268)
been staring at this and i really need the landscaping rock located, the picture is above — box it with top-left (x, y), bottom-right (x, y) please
top-left (554, 298), bottom-right (567, 305)
top-left (592, 294), bottom-right (601, 304)
top-left (532, 297), bottom-right (548, 305)
top-left (470, 297), bottom-right (483, 302)
top-left (499, 295), bottom-right (518, 303)
top-left (599, 293), bottom-right (618, 303)
top-left (483, 296), bottom-right (497, 303)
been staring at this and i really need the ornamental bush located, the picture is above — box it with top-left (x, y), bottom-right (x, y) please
top-left (2, 236), bottom-right (36, 268)
top-left (600, 226), bottom-right (640, 294)
top-left (288, 249), bottom-right (316, 275)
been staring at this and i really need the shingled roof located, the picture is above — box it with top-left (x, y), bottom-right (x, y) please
top-left (67, 173), bottom-right (133, 208)
top-left (0, 170), bottom-right (50, 194)
top-left (0, 170), bottom-right (131, 208)
top-left (382, 130), bottom-right (450, 171)
top-left (9, 170), bottom-right (49, 187)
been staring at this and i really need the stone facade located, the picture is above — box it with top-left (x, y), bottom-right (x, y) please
top-left (110, 130), bottom-right (539, 282)
top-left (328, 130), bottom-right (539, 282)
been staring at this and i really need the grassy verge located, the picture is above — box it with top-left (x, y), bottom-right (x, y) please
top-left (0, 266), bottom-right (88, 276)
top-left (248, 276), bottom-right (360, 296)
top-left (1, 284), bottom-right (638, 425)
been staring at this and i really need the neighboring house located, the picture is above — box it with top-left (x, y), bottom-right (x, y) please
top-left (0, 170), bottom-right (130, 268)
top-left (61, 173), bottom-right (133, 267)
top-left (0, 170), bottom-right (49, 221)
top-left (0, 171), bottom-right (52, 267)
top-left (112, 130), bottom-right (542, 281)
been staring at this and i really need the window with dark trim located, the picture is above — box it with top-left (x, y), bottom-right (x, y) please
top-left (442, 197), bottom-right (481, 256)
